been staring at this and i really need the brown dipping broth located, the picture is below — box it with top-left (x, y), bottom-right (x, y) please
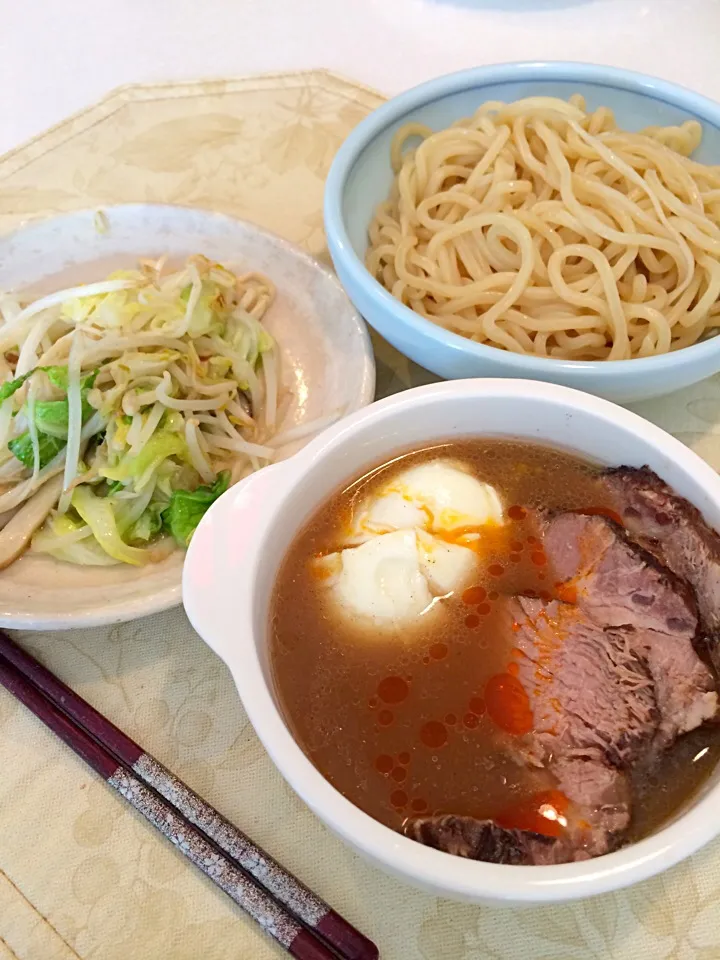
top-left (269, 440), bottom-right (720, 843)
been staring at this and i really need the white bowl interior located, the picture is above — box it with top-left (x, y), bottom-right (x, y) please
top-left (186, 381), bottom-right (720, 903)
top-left (0, 204), bottom-right (374, 628)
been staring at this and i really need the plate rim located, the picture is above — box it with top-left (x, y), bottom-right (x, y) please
top-left (0, 203), bottom-right (376, 629)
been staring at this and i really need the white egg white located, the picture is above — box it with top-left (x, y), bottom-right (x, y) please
top-left (329, 529), bottom-right (433, 621)
top-left (314, 458), bottom-right (505, 628)
top-left (349, 459), bottom-right (504, 542)
top-left (415, 528), bottom-right (478, 594)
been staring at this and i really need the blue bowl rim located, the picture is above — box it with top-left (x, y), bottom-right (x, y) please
top-left (324, 60), bottom-right (720, 374)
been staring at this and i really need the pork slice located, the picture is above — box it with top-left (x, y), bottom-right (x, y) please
top-left (404, 773), bottom-right (628, 865)
top-left (550, 758), bottom-right (630, 856)
top-left (403, 790), bottom-right (625, 865)
top-left (604, 466), bottom-right (720, 654)
top-left (407, 601), bottom-right (643, 864)
top-left (544, 512), bottom-right (698, 637)
top-left (511, 597), bottom-right (658, 769)
top-left (633, 627), bottom-right (718, 740)
top-left (544, 512), bottom-right (717, 741)
top-left (405, 600), bottom-right (653, 865)
top-left (500, 598), bottom-right (653, 858)
top-left (403, 816), bottom-right (561, 865)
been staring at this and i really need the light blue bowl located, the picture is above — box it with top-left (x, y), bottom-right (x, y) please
top-left (325, 62), bottom-right (720, 404)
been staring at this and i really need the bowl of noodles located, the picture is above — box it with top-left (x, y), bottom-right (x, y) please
top-left (0, 204), bottom-right (374, 628)
top-left (325, 62), bottom-right (720, 402)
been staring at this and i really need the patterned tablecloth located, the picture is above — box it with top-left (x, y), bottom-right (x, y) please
top-left (0, 71), bottom-right (719, 960)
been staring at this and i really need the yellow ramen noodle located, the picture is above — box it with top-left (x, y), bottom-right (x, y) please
top-left (366, 96), bottom-right (720, 360)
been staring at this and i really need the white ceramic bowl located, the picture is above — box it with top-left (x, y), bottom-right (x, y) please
top-left (0, 204), bottom-right (375, 628)
top-left (184, 378), bottom-right (720, 904)
top-left (325, 62), bottom-right (720, 404)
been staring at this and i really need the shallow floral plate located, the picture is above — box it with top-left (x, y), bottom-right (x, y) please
top-left (0, 204), bottom-right (375, 628)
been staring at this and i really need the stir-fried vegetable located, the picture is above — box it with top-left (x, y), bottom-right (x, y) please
top-left (0, 370), bottom-right (35, 402)
top-left (164, 471), bottom-right (230, 546)
top-left (0, 255), bottom-right (280, 566)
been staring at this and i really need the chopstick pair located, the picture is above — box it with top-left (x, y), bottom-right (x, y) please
top-left (0, 633), bottom-right (378, 960)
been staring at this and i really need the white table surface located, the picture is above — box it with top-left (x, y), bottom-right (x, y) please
top-left (2, 0), bottom-right (720, 158)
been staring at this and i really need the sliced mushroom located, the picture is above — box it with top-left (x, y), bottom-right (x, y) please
top-left (0, 474), bottom-right (64, 569)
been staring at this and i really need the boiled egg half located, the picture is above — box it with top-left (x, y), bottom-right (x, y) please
top-left (313, 459), bottom-right (504, 626)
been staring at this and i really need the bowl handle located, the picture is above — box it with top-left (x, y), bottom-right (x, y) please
top-left (182, 461), bottom-right (292, 667)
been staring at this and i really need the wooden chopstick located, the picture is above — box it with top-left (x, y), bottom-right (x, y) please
top-left (0, 635), bottom-right (378, 960)
top-left (0, 631), bottom-right (375, 960)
